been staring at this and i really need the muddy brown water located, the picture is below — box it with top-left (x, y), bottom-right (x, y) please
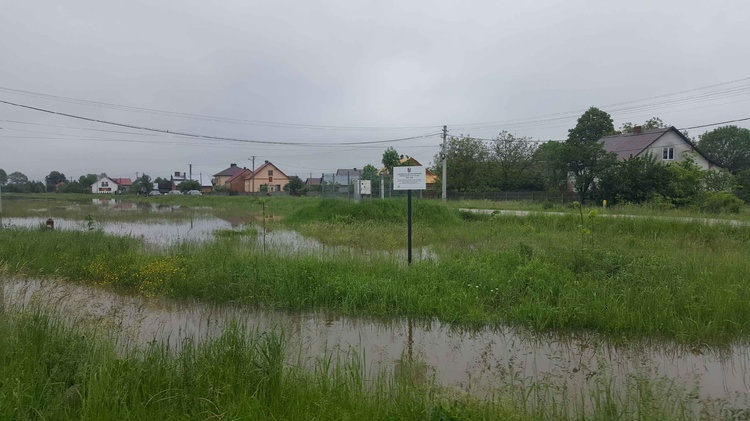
top-left (3, 277), bottom-right (748, 412)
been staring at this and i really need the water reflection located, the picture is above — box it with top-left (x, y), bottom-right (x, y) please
top-left (3, 277), bottom-right (748, 410)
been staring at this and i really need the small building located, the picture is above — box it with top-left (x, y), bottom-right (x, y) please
top-left (111, 178), bottom-right (132, 193)
top-left (91, 177), bottom-right (119, 194)
top-left (225, 168), bottom-right (253, 192)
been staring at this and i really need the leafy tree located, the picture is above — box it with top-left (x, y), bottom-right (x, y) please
top-left (567, 107), bottom-right (615, 143)
top-left (599, 154), bottom-right (671, 204)
top-left (0, 168), bottom-right (7, 186)
top-left (697, 125), bottom-right (750, 173)
top-left (490, 131), bottom-right (537, 190)
top-left (132, 174), bottom-right (154, 194)
top-left (361, 164), bottom-right (378, 180)
top-left (736, 169), bottom-right (750, 203)
top-left (8, 171), bottom-right (29, 185)
top-left (283, 176), bottom-right (305, 194)
top-left (702, 169), bottom-right (736, 193)
top-left (45, 171), bottom-right (67, 191)
top-left (563, 140), bottom-right (616, 202)
top-left (663, 154), bottom-right (704, 206)
top-left (79, 174), bottom-right (99, 188)
top-left (533, 141), bottom-right (568, 191)
top-left (178, 180), bottom-right (201, 192)
top-left (433, 136), bottom-right (492, 191)
top-left (618, 117), bottom-right (667, 134)
top-left (381, 147), bottom-right (401, 176)
top-left (564, 108), bottom-right (616, 202)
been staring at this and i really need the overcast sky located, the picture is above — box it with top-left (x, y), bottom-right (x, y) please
top-left (1, 0), bottom-right (749, 182)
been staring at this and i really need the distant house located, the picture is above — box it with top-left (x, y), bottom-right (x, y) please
top-left (170, 172), bottom-right (187, 191)
top-left (305, 177), bottom-right (321, 187)
top-left (91, 177), bottom-right (119, 194)
top-left (226, 168), bottom-right (253, 192)
top-left (111, 178), bottom-right (132, 193)
top-left (336, 168), bottom-right (362, 178)
top-left (242, 161), bottom-right (291, 193)
top-left (213, 163), bottom-right (246, 187)
top-left (599, 126), bottom-right (721, 170)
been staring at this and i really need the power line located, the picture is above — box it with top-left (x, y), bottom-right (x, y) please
top-left (0, 86), bottom-right (440, 131)
top-left (0, 99), bottom-right (440, 146)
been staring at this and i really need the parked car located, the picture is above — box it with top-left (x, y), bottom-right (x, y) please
top-left (149, 191), bottom-right (161, 196)
top-left (186, 190), bottom-right (202, 196)
top-left (166, 190), bottom-right (182, 195)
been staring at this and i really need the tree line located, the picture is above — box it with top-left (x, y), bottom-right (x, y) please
top-left (427, 107), bottom-right (750, 210)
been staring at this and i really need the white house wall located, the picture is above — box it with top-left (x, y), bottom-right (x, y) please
top-left (91, 177), bottom-right (118, 194)
top-left (639, 131), bottom-right (712, 170)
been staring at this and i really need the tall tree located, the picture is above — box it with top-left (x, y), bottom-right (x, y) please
top-left (490, 131), bottom-right (537, 190)
top-left (381, 147), bottom-right (400, 176)
top-left (45, 171), bottom-right (67, 191)
top-left (533, 141), bottom-right (568, 191)
top-left (565, 107), bottom-right (616, 201)
top-left (697, 125), bottom-right (750, 173)
top-left (433, 136), bottom-right (491, 191)
top-left (0, 168), bottom-right (7, 186)
top-left (568, 107), bottom-right (615, 143)
top-left (131, 174), bottom-right (154, 194)
top-left (8, 171), bottom-right (28, 185)
top-left (283, 176), bottom-right (305, 194)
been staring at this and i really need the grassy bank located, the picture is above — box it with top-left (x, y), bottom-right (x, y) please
top-left (0, 308), bottom-right (707, 420)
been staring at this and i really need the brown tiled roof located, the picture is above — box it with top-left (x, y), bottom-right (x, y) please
top-left (226, 169), bottom-right (252, 184)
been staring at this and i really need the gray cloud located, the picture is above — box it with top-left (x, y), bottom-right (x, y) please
top-left (1, 0), bottom-right (749, 181)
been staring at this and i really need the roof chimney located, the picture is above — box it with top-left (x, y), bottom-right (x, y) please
top-left (265, 160), bottom-right (269, 164)
top-left (230, 163), bottom-right (237, 167)
top-left (633, 126), bottom-right (642, 134)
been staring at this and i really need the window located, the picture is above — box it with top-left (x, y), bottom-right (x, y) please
top-left (102, 181), bottom-right (109, 187)
top-left (268, 176), bottom-right (273, 182)
top-left (268, 170), bottom-right (273, 176)
top-left (662, 147), bottom-right (674, 160)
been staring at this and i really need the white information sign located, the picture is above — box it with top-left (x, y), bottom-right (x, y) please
top-left (393, 166), bottom-right (426, 190)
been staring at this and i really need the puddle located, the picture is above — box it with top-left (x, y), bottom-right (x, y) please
top-left (0, 216), bottom-right (235, 246)
top-left (3, 277), bottom-right (748, 412)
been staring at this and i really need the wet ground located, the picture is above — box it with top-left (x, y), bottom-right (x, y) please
top-left (3, 277), bottom-right (748, 412)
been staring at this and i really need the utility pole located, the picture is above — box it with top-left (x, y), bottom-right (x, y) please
top-left (441, 125), bottom-right (448, 202)
top-left (248, 156), bottom-right (256, 194)
top-left (189, 164), bottom-right (192, 181)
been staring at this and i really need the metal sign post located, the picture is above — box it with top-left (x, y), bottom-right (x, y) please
top-left (393, 166), bottom-right (426, 265)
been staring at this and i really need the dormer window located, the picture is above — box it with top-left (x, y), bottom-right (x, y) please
top-left (662, 147), bottom-right (674, 161)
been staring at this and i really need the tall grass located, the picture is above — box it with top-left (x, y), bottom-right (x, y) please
top-left (0, 309), bottom-right (717, 420)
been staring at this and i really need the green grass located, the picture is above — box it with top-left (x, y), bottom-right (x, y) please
top-left (0, 309), bottom-right (711, 420)
top-left (3, 196), bottom-right (750, 343)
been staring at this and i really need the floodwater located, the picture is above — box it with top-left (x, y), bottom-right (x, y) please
top-left (0, 200), bottom-right (436, 261)
top-left (3, 277), bottom-right (748, 413)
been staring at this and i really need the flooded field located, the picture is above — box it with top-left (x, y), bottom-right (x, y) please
top-left (0, 198), bottom-right (436, 260)
top-left (3, 277), bottom-right (748, 412)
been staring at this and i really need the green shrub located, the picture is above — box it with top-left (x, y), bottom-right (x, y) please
top-left (695, 191), bottom-right (743, 214)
